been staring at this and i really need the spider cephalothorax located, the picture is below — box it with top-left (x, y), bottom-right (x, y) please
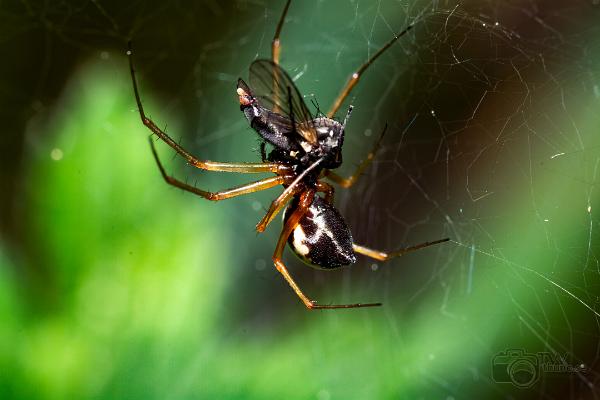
top-left (128, 0), bottom-right (448, 310)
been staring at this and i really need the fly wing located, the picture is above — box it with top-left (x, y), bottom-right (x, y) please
top-left (249, 59), bottom-right (317, 144)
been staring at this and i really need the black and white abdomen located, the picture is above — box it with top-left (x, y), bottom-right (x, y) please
top-left (284, 196), bottom-right (356, 269)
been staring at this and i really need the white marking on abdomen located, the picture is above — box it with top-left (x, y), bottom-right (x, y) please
top-left (292, 225), bottom-right (310, 256)
top-left (310, 210), bottom-right (346, 255)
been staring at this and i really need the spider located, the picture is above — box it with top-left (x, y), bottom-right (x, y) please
top-left (127, 0), bottom-right (449, 310)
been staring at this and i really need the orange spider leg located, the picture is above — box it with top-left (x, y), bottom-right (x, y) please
top-left (325, 124), bottom-right (387, 188)
top-left (327, 25), bottom-right (413, 118)
top-left (150, 138), bottom-right (285, 201)
top-left (353, 238), bottom-right (449, 261)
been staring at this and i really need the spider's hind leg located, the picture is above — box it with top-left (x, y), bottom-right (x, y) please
top-left (353, 238), bottom-right (450, 262)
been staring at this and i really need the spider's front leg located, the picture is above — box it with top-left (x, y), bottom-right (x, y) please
top-left (271, 0), bottom-right (292, 65)
top-left (256, 184), bottom-right (299, 233)
top-left (256, 175), bottom-right (335, 233)
top-left (327, 25), bottom-right (414, 118)
top-left (256, 156), bottom-right (327, 232)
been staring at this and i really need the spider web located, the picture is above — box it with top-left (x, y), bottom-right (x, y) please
top-left (1, 0), bottom-right (599, 398)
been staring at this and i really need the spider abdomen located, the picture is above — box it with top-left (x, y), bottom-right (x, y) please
top-left (284, 196), bottom-right (356, 270)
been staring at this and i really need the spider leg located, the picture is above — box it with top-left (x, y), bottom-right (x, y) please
top-left (269, 0), bottom-right (293, 114)
top-left (273, 189), bottom-right (381, 310)
top-left (327, 25), bottom-right (413, 118)
top-left (151, 138), bottom-right (284, 201)
top-left (255, 183), bottom-right (299, 233)
top-left (128, 43), bottom-right (286, 175)
top-left (260, 142), bottom-right (268, 163)
top-left (256, 156), bottom-right (326, 232)
top-left (316, 181), bottom-right (334, 203)
top-left (353, 238), bottom-right (449, 261)
top-left (272, 0), bottom-right (292, 65)
top-left (325, 124), bottom-right (387, 189)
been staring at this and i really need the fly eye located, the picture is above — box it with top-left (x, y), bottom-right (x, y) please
top-left (237, 88), bottom-right (254, 106)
